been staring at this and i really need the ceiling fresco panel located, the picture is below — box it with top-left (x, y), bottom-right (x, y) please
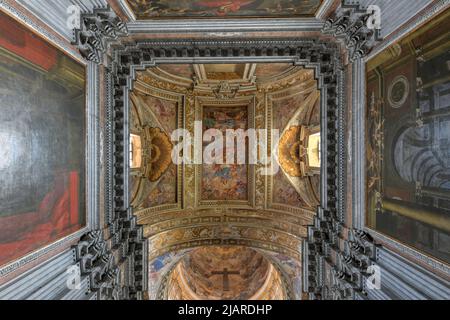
top-left (201, 106), bottom-right (249, 201)
top-left (125, 0), bottom-right (324, 19)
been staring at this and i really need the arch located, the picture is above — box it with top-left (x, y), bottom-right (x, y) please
top-left (151, 244), bottom-right (301, 300)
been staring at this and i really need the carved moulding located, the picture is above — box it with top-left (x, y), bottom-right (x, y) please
top-left (322, 2), bottom-right (382, 63)
top-left (72, 231), bottom-right (121, 300)
top-left (303, 207), bottom-right (379, 300)
top-left (72, 228), bottom-right (148, 300)
top-left (300, 2), bottom-right (384, 300)
top-left (72, 6), bottom-right (128, 64)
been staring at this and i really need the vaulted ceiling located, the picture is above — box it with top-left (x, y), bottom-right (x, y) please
top-left (129, 62), bottom-right (321, 299)
top-left (165, 246), bottom-right (285, 300)
top-left (124, 0), bottom-right (324, 20)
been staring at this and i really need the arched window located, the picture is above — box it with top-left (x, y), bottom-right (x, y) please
top-left (307, 131), bottom-right (321, 169)
top-left (130, 134), bottom-right (142, 168)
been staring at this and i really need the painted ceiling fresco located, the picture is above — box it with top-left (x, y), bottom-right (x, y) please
top-left (202, 106), bottom-right (248, 201)
top-left (165, 246), bottom-right (286, 300)
top-left (273, 169), bottom-right (307, 207)
top-left (260, 249), bottom-right (303, 299)
top-left (130, 63), bottom-right (320, 299)
top-left (269, 69), bottom-right (321, 209)
top-left (130, 62), bottom-right (320, 211)
top-left (125, 0), bottom-right (323, 19)
top-left (156, 63), bottom-right (294, 82)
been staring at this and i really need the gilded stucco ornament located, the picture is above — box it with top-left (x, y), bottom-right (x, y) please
top-left (141, 127), bottom-right (173, 182)
top-left (278, 125), bottom-right (308, 177)
top-left (213, 81), bottom-right (239, 99)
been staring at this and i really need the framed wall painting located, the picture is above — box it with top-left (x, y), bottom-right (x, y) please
top-left (0, 11), bottom-right (86, 268)
top-left (366, 9), bottom-right (450, 264)
top-left (125, 0), bottom-right (324, 20)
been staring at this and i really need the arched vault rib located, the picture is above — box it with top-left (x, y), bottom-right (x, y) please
top-left (147, 224), bottom-right (302, 262)
top-left (136, 208), bottom-right (315, 230)
top-left (143, 214), bottom-right (307, 239)
top-left (152, 246), bottom-right (301, 300)
top-left (140, 208), bottom-right (316, 222)
top-left (149, 238), bottom-right (301, 263)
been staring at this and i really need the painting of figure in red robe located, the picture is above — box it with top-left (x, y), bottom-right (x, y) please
top-left (0, 12), bottom-right (86, 267)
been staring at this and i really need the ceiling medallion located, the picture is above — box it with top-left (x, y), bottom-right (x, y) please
top-left (141, 127), bottom-right (173, 182)
top-left (278, 126), bottom-right (307, 177)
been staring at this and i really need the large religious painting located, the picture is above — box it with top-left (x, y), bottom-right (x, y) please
top-left (125, 0), bottom-right (323, 19)
top-left (0, 12), bottom-right (86, 267)
top-left (201, 106), bottom-right (248, 201)
top-left (366, 9), bottom-right (450, 264)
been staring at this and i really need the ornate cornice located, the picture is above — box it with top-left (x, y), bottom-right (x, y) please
top-left (322, 3), bottom-right (382, 63)
top-left (72, 6), bottom-right (128, 63)
top-left (303, 205), bottom-right (380, 300)
top-left (73, 231), bottom-right (121, 299)
top-left (144, 214), bottom-right (307, 239)
top-left (72, 222), bottom-right (147, 299)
